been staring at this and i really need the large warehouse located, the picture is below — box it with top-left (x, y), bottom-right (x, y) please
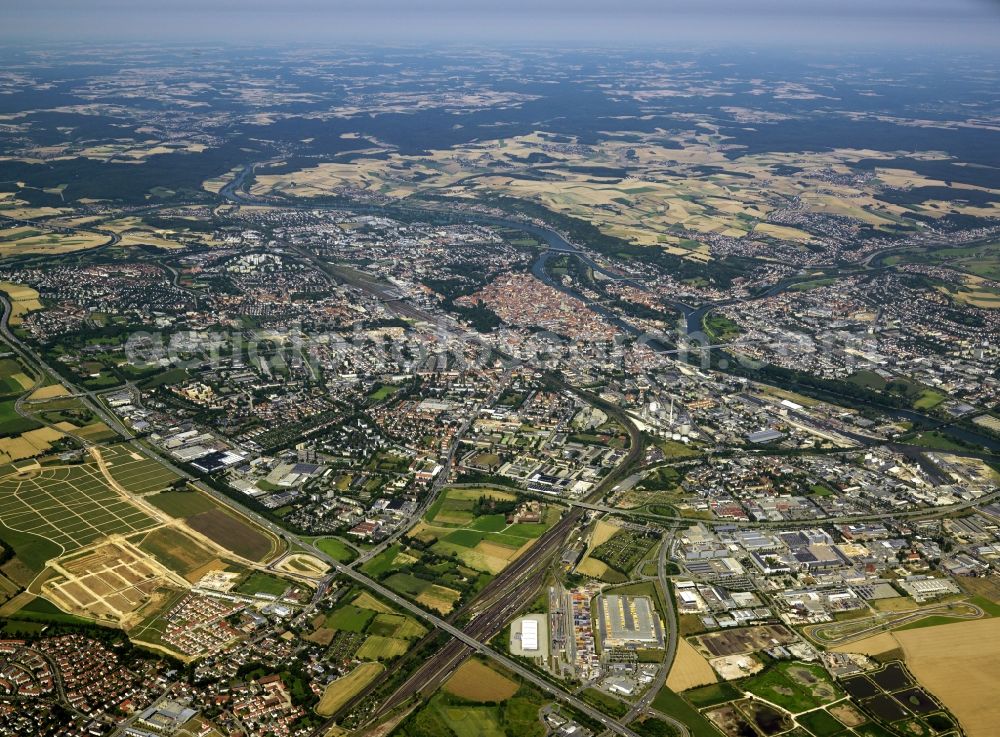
top-left (599, 594), bottom-right (664, 650)
top-left (510, 614), bottom-right (549, 658)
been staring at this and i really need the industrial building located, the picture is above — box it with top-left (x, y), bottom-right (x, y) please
top-left (598, 594), bottom-right (664, 650)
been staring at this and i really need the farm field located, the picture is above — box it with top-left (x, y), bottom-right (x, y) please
top-left (250, 130), bottom-right (969, 257)
top-left (894, 617), bottom-right (1000, 737)
top-left (302, 591), bottom-right (426, 666)
top-left (351, 590), bottom-right (395, 614)
top-left (184, 507), bottom-right (277, 561)
top-left (0, 282), bottom-right (43, 326)
top-left (0, 357), bottom-right (34, 397)
top-left (0, 228), bottom-right (107, 257)
top-left (382, 572), bottom-right (463, 614)
top-left (355, 635), bottom-right (408, 660)
top-left (0, 426), bottom-right (72, 463)
top-left (0, 399), bottom-right (42, 438)
top-left (443, 659), bottom-right (519, 702)
top-left (667, 637), bottom-right (718, 692)
top-left (368, 612), bottom-right (426, 639)
top-left (360, 544), bottom-right (404, 578)
top-left (137, 525), bottom-right (221, 580)
top-left (326, 604), bottom-right (375, 633)
top-left (145, 490), bottom-right (219, 518)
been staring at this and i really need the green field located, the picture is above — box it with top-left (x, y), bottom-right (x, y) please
top-left (237, 572), bottom-right (290, 597)
top-left (314, 537), bottom-right (357, 563)
top-left (0, 399), bottom-right (41, 436)
top-left (146, 490), bottom-right (217, 518)
top-left (355, 634), bottom-right (408, 660)
top-left (846, 370), bottom-right (888, 390)
top-left (905, 431), bottom-right (979, 453)
top-left (368, 384), bottom-right (399, 401)
top-left (361, 544), bottom-right (401, 577)
top-left (582, 688), bottom-right (629, 718)
top-left (798, 709), bottom-right (847, 737)
top-left (0, 358), bottom-right (33, 397)
top-left (384, 572), bottom-right (430, 596)
top-left (651, 688), bottom-right (721, 737)
top-left (368, 612), bottom-right (426, 639)
top-left (326, 604), bottom-right (376, 632)
top-left (703, 313), bottom-right (742, 342)
top-left (444, 529), bottom-right (487, 547)
top-left (470, 514), bottom-right (509, 532)
top-left (397, 685), bottom-right (547, 737)
top-left (8, 596), bottom-right (93, 626)
top-left (682, 682), bottom-right (742, 708)
top-left (0, 519), bottom-right (62, 573)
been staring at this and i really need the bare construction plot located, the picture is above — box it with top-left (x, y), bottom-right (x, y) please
top-left (41, 538), bottom-right (188, 627)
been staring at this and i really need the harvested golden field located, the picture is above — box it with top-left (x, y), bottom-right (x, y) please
top-left (667, 637), bottom-right (718, 691)
top-left (416, 584), bottom-right (461, 614)
top-left (753, 222), bottom-right (815, 243)
top-left (0, 428), bottom-right (66, 463)
top-left (443, 659), bottom-right (519, 702)
top-left (957, 575), bottom-right (1000, 603)
top-left (0, 282), bottom-right (43, 324)
top-left (576, 558), bottom-right (609, 578)
top-left (316, 662), bottom-right (384, 716)
top-left (476, 539), bottom-right (520, 561)
top-left (353, 591), bottom-right (395, 614)
top-left (590, 519), bottom-right (621, 549)
top-left (0, 230), bottom-right (106, 257)
top-left (28, 384), bottom-right (69, 400)
top-left (895, 617), bottom-right (1000, 737)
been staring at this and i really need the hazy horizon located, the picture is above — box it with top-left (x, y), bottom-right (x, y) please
top-left (3, 0), bottom-right (1000, 50)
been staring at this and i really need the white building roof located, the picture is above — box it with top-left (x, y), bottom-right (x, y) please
top-left (521, 618), bottom-right (538, 650)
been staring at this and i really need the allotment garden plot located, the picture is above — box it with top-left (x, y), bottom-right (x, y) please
top-left (0, 462), bottom-right (159, 557)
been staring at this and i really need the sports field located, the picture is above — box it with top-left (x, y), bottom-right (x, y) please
top-left (0, 462), bottom-right (159, 562)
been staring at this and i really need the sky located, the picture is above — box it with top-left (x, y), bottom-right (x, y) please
top-left (3, 0), bottom-right (1000, 49)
